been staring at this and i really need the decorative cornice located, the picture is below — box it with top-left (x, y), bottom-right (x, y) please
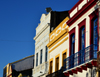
top-left (67, 0), bottom-right (97, 26)
top-left (34, 23), bottom-right (50, 40)
top-left (49, 37), bottom-right (68, 53)
top-left (47, 29), bottom-right (68, 48)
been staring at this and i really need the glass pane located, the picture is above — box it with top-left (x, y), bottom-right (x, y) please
top-left (93, 18), bottom-right (98, 58)
top-left (40, 49), bottom-right (42, 64)
top-left (81, 27), bottom-right (85, 50)
top-left (36, 53), bottom-right (38, 66)
top-left (71, 34), bottom-right (75, 55)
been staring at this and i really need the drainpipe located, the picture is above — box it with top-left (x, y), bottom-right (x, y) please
top-left (98, 1), bottom-right (100, 53)
top-left (97, 0), bottom-right (100, 77)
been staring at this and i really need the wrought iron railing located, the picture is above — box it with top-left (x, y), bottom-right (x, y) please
top-left (46, 71), bottom-right (59, 77)
top-left (64, 44), bottom-right (98, 71)
top-left (46, 67), bottom-right (66, 77)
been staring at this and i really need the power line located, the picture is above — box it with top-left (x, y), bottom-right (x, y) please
top-left (0, 39), bottom-right (34, 42)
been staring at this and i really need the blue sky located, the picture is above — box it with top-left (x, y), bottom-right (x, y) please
top-left (0, 0), bottom-right (79, 76)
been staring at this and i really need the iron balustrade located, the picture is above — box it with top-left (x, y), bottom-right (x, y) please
top-left (46, 71), bottom-right (59, 77)
top-left (64, 44), bottom-right (98, 71)
top-left (46, 67), bottom-right (66, 77)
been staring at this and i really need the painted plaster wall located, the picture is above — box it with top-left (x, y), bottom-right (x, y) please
top-left (70, 7), bottom-right (77, 18)
top-left (36, 13), bottom-right (50, 35)
top-left (67, 3), bottom-right (98, 77)
top-left (69, 67), bottom-right (97, 77)
top-left (49, 34), bottom-right (69, 72)
top-left (68, 5), bottom-right (97, 57)
top-left (78, 0), bottom-right (87, 10)
top-left (70, 0), bottom-right (89, 18)
top-left (32, 13), bottom-right (50, 77)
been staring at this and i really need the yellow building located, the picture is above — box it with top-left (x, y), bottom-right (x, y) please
top-left (3, 63), bottom-right (12, 77)
top-left (3, 55), bottom-right (34, 77)
top-left (47, 16), bottom-right (69, 76)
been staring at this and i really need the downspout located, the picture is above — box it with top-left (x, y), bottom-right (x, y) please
top-left (97, 0), bottom-right (100, 77)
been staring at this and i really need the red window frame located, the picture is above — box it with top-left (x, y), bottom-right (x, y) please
top-left (89, 9), bottom-right (99, 46)
top-left (78, 19), bottom-right (86, 51)
top-left (69, 27), bottom-right (76, 56)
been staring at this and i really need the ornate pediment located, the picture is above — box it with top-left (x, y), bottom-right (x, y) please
top-left (40, 14), bottom-right (47, 23)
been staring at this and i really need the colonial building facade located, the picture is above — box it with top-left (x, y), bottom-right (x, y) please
top-left (63, 0), bottom-right (100, 77)
top-left (32, 10), bottom-right (69, 77)
top-left (4, 0), bottom-right (100, 76)
top-left (32, 13), bottom-right (51, 77)
top-left (47, 16), bottom-right (69, 77)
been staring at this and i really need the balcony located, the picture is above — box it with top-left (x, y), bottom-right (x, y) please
top-left (64, 44), bottom-right (98, 75)
top-left (46, 67), bottom-right (66, 77)
top-left (33, 62), bottom-right (48, 75)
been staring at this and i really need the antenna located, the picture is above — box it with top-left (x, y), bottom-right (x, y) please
top-left (45, 7), bottom-right (52, 13)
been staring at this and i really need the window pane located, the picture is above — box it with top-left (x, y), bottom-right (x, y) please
top-left (45, 46), bottom-right (48, 62)
top-left (71, 34), bottom-right (75, 55)
top-left (56, 57), bottom-right (59, 71)
top-left (40, 49), bottom-right (42, 64)
top-left (93, 18), bottom-right (98, 58)
top-left (63, 52), bottom-right (66, 67)
top-left (50, 61), bottom-right (53, 74)
top-left (81, 27), bottom-right (85, 50)
top-left (36, 53), bottom-right (38, 66)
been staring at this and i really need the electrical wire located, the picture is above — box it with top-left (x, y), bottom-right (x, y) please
top-left (0, 39), bottom-right (34, 42)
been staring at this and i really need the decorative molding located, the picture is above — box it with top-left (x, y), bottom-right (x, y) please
top-left (49, 37), bottom-right (68, 53)
top-left (34, 23), bottom-right (50, 40)
top-left (49, 32), bottom-right (68, 49)
top-left (67, 0), bottom-right (97, 26)
top-left (47, 29), bottom-right (68, 48)
top-left (49, 17), bottom-right (69, 41)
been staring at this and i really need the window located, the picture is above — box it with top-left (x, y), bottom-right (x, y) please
top-left (71, 34), bottom-right (75, 55)
top-left (93, 18), bottom-right (98, 49)
top-left (69, 28), bottom-right (75, 68)
top-left (55, 57), bottom-right (59, 71)
top-left (81, 27), bottom-right (85, 50)
top-left (93, 18), bottom-right (98, 58)
top-left (36, 53), bottom-right (38, 66)
top-left (45, 46), bottom-right (48, 62)
top-left (40, 49), bottom-right (43, 64)
top-left (70, 34), bottom-right (75, 68)
top-left (69, 28), bottom-right (75, 56)
top-left (78, 19), bottom-right (86, 64)
top-left (62, 52), bottom-right (66, 67)
top-left (89, 10), bottom-right (98, 46)
top-left (50, 61), bottom-right (53, 74)
top-left (79, 27), bottom-right (85, 63)
top-left (78, 19), bottom-right (86, 51)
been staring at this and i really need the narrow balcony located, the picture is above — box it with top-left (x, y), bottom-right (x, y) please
top-left (33, 62), bottom-right (48, 75)
top-left (64, 44), bottom-right (98, 75)
top-left (46, 67), bottom-right (66, 77)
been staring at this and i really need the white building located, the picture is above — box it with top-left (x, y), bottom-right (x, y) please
top-left (32, 10), bottom-right (70, 77)
top-left (32, 13), bottom-right (51, 77)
